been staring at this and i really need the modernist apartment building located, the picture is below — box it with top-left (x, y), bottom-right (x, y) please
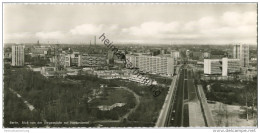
top-left (226, 58), bottom-right (241, 73)
top-left (125, 54), bottom-right (139, 68)
top-left (204, 58), bottom-right (240, 76)
top-left (78, 54), bottom-right (107, 67)
top-left (11, 45), bottom-right (24, 66)
top-left (57, 52), bottom-right (107, 68)
top-left (126, 54), bottom-right (174, 75)
top-left (233, 44), bottom-right (249, 68)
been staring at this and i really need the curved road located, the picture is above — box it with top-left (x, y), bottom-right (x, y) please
top-left (116, 86), bottom-right (140, 120)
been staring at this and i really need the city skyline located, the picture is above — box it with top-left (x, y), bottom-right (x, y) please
top-left (2, 2), bottom-right (258, 130)
top-left (4, 3), bottom-right (257, 45)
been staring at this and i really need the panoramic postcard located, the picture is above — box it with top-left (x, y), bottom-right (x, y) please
top-left (3, 3), bottom-right (257, 128)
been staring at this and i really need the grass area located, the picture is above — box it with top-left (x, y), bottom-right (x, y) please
top-left (146, 74), bottom-right (172, 86)
top-left (209, 102), bottom-right (257, 127)
top-left (201, 80), bottom-right (257, 105)
top-left (200, 79), bottom-right (257, 127)
top-left (4, 67), bottom-right (136, 127)
top-left (107, 79), bottom-right (170, 126)
top-left (4, 67), bottom-right (169, 127)
top-left (91, 88), bottom-right (135, 107)
top-left (4, 87), bottom-right (42, 127)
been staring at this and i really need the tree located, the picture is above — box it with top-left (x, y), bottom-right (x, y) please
top-left (240, 89), bottom-right (250, 121)
top-left (247, 82), bottom-right (257, 120)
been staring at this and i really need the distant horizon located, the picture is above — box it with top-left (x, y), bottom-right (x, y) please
top-left (3, 42), bottom-right (258, 46)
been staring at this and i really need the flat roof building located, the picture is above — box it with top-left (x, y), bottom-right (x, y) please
top-left (203, 52), bottom-right (210, 59)
top-left (204, 58), bottom-right (240, 76)
top-left (12, 45), bottom-right (24, 66)
top-left (126, 54), bottom-right (174, 76)
top-left (78, 54), bottom-right (107, 67)
top-left (31, 46), bottom-right (50, 57)
top-left (171, 51), bottom-right (180, 59)
top-left (41, 67), bottom-right (57, 77)
top-left (233, 44), bottom-right (249, 68)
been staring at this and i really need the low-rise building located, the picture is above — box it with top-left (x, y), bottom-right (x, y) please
top-left (70, 52), bottom-right (80, 66)
top-left (171, 50), bottom-right (180, 59)
top-left (41, 67), bottom-right (57, 77)
top-left (203, 52), bottom-right (210, 59)
top-left (31, 46), bottom-right (50, 57)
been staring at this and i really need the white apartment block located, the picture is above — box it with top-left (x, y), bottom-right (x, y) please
top-left (171, 51), bottom-right (180, 59)
top-left (126, 54), bottom-right (174, 75)
top-left (233, 44), bottom-right (249, 68)
top-left (204, 58), bottom-right (240, 76)
top-left (12, 45), bottom-right (24, 66)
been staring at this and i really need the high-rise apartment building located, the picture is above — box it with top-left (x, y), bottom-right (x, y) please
top-left (233, 44), bottom-right (249, 67)
top-left (11, 45), bottom-right (24, 66)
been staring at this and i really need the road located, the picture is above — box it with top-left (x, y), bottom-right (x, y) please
top-left (117, 86), bottom-right (140, 120)
top-left (165, 64), bottom-right (206, 127)
top-left (170, 66), bottom-right (186, 127)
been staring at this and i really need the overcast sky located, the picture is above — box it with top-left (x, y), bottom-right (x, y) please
top-left (4, 3), bottom-right (257, 45)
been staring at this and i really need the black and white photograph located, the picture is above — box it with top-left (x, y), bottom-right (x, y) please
top-left (1, 1), bottom-right (258, 131)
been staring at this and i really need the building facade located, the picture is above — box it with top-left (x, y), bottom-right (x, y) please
top-left (126, 54), bottom-right (174, 75)
top-left (227, 58), bottom-right (241, 73)
top-left (70, 52), bottom-right (80, 66)
top-left (203, 52), bottom-right (210, 59)
top-left (78, 54), bottom-right (107, 67)
top-left (12, 45), bottom-right (24, 66)
top-left (60, 54), bottom-right (71, 67)
top-left (31, 46), bottom-right (50, 57)
top-left (125, 54), bottom-right (139, 68)
top-left (41, 67), bottom-right (57, 77)
top-left (204, 58), bottom-right (240, 76)
top-left (171, 51), bottom-right (180, 59)
top-left (233, 44), bottom-right (249, 68)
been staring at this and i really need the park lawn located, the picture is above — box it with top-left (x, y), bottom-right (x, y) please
top-left (91, 88), bottom-right (136, 106)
